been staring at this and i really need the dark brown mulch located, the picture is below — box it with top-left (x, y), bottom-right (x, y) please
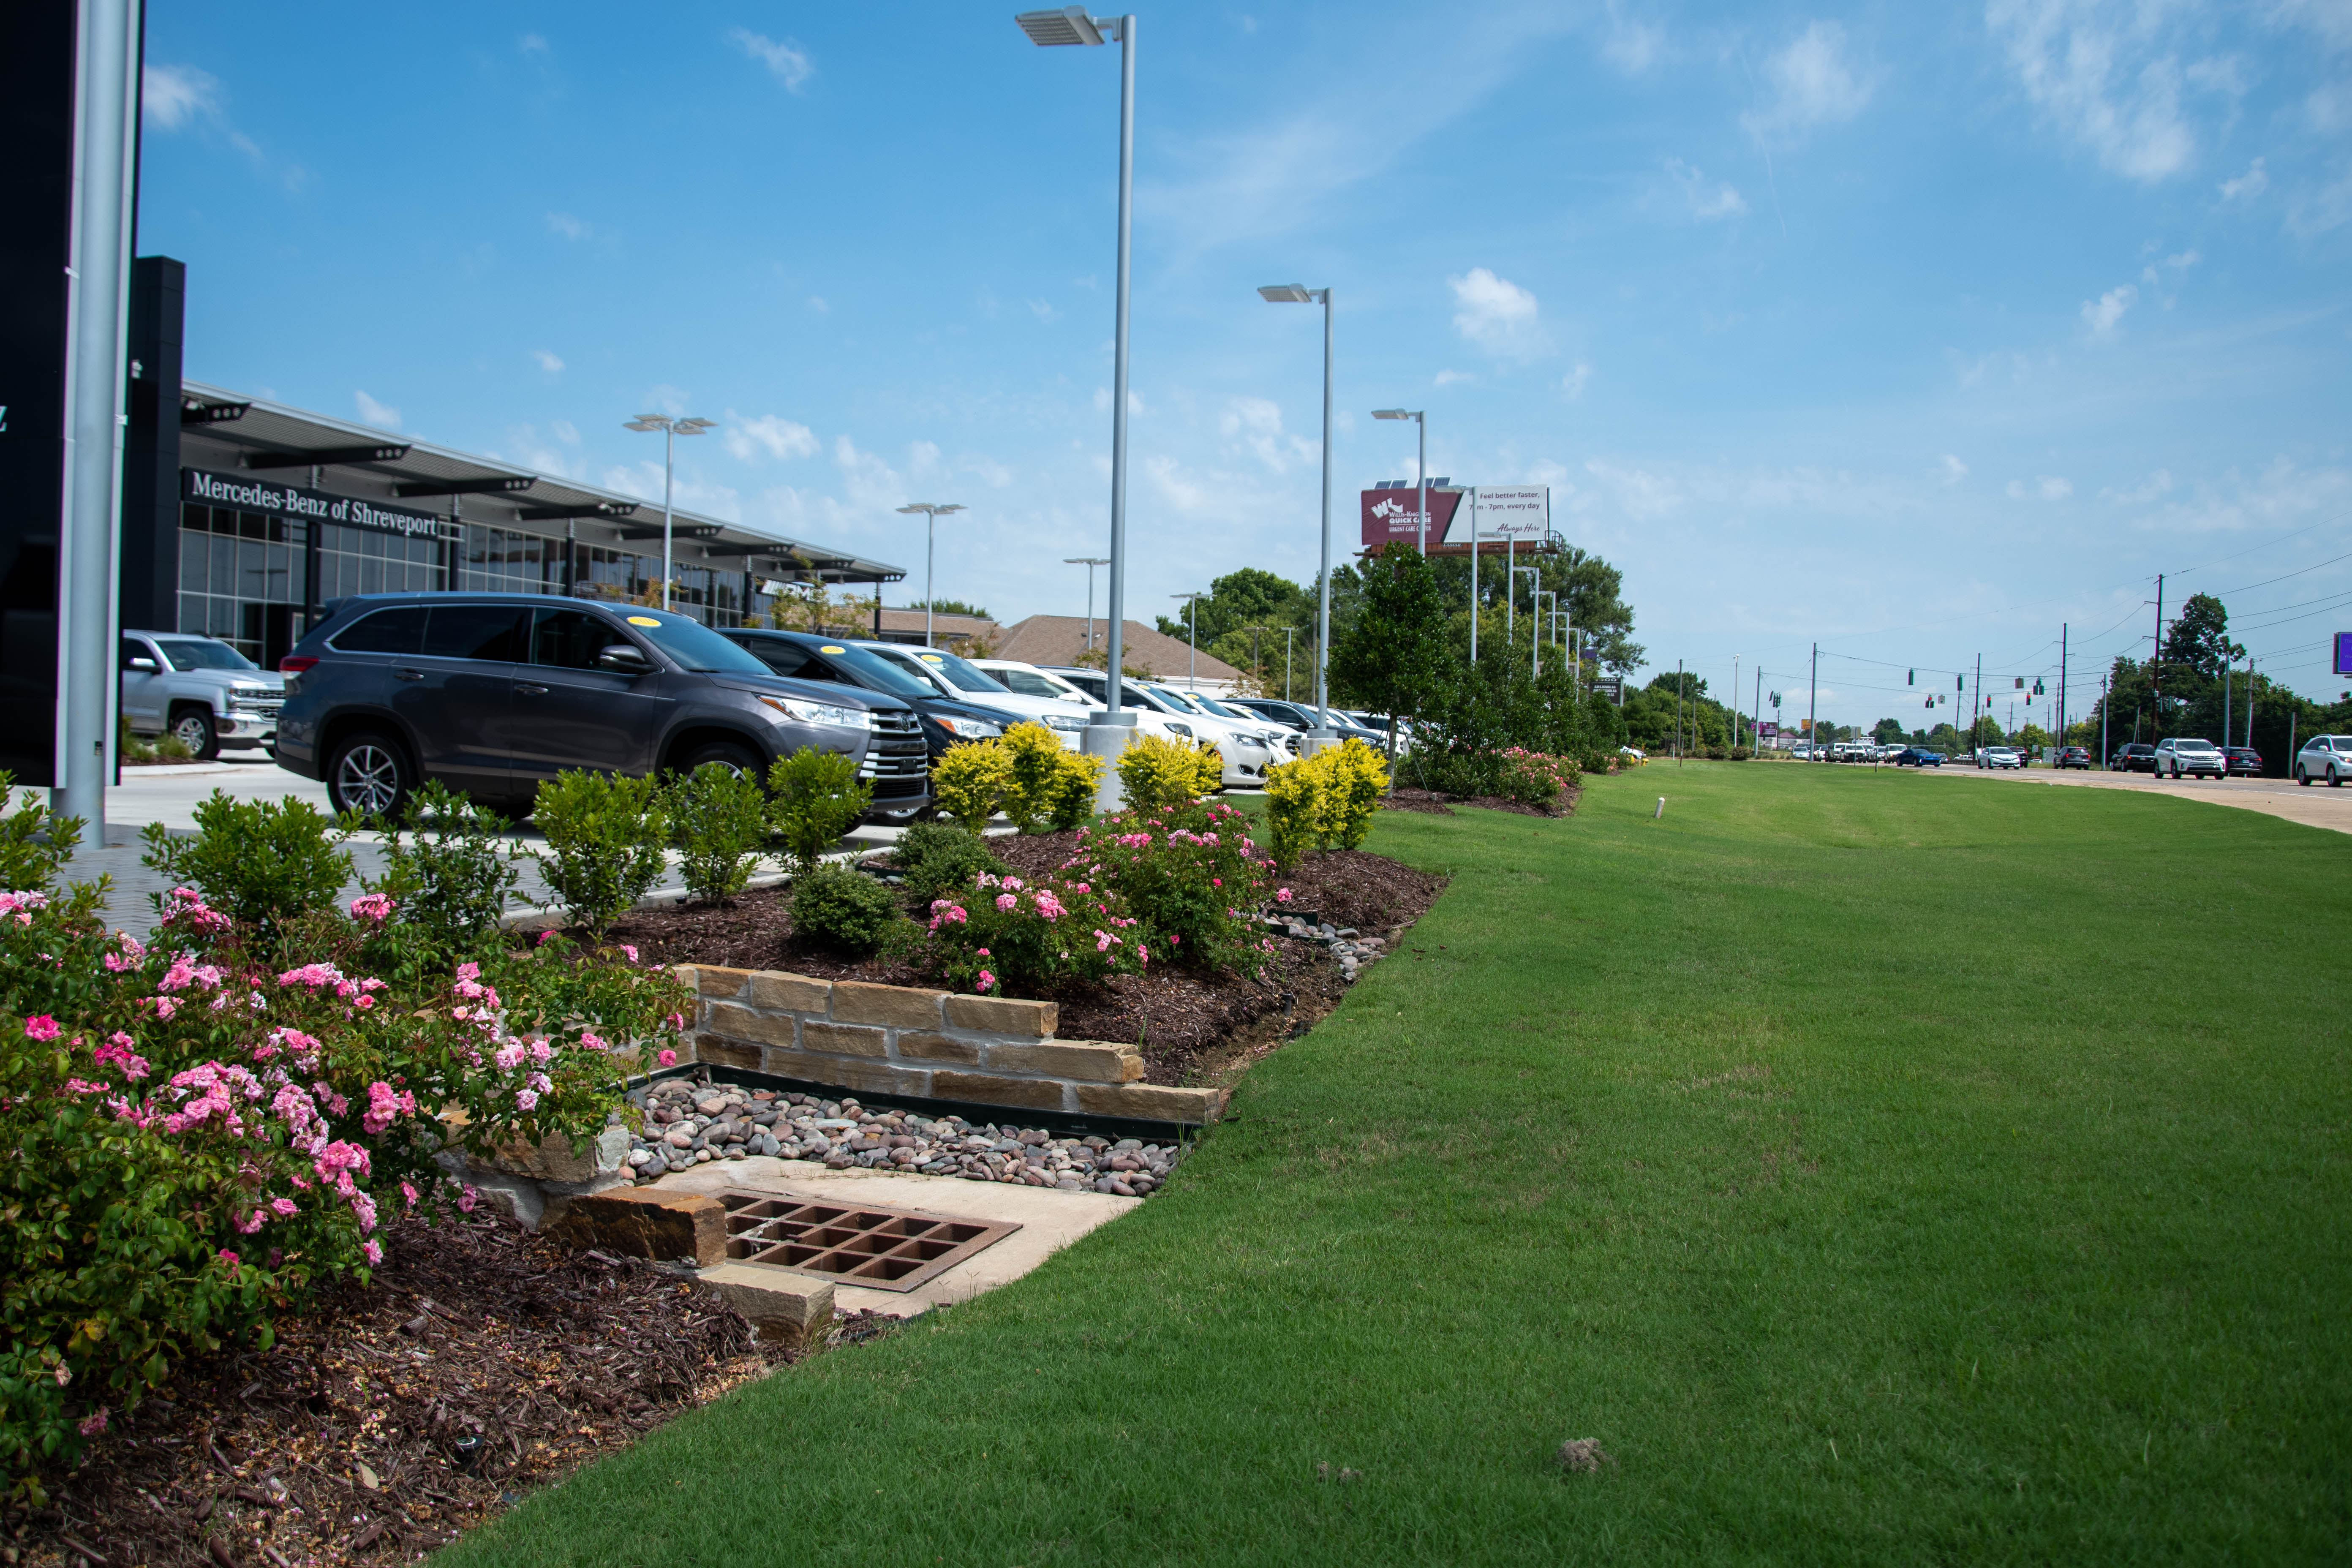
top-left (8, 1214), bottom-right (899, 1568)
top-left (599, 830), bottom-right (1447, 1086)
top-left (1386, 785), bottom-right (1582, 818)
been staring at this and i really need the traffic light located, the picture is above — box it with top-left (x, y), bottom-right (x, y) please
top-left (1956, 674), bottom-right (1964, 692)
top-left (1908, 668), bottom-right (1914, 685)
top-left (2014, 676), bottom-right (2024, 689)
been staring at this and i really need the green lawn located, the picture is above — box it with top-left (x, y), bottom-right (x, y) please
top-left (443, 765), bottom-right (2352, 1565)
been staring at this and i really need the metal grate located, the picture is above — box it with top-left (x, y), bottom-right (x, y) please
top-left (715, 1192), bottom-right (1019, 1293)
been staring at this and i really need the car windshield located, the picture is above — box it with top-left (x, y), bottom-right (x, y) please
top-left (884, 646), bottom-right (1011, 695)
top-left (154, 637), bottom-right (259, 672)
top-left (620, 611), bottom-right (773, 675)
top-left (991, 666), bottom-right (1077, 700)
top-left (1152, 687), bottom-right (1208, 713)
top-left (1192, 694), bottom-right (1251, 720)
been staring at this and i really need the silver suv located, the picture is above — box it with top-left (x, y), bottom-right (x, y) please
top-left (120, 631), bottom-right (285, 759)
top-left (2154, 737), bottom-right (2225, 779)
top-left (2294, 734), bottom-right (2352, 787)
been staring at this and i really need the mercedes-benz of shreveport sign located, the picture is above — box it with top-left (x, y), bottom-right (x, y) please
top-left (182, 467), bottom-right (451, 540)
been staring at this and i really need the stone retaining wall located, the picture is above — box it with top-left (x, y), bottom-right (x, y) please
top-left (674, 964), bottom-right (1222, 1126)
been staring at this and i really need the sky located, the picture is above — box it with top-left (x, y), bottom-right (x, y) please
top-left (137, 0), bottom-right (2352, 730)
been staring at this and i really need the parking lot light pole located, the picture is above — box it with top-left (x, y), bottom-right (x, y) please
top-left (1372, 408), bottom-right (1427, 555)
top-left (896, 504), bottom-right (967, 645)
top-left (1173, 591), bottom-right (1203, 687)
top-left (623, 415), bottom-right (714, 611)
top-left (1259, 283), bottom-right (1334, 735)
top-left (1065, 555), bottom-right (1110, 648)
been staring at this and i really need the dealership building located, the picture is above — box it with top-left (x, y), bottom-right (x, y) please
top-left (121, 259), bottom-right (904, 673)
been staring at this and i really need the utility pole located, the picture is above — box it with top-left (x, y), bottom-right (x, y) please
top-left (1676, 659), bottom-right (1685, 762)
top-left (1753, 666), bottom-right (1763, 752)
top-left (2100, 672), bottom-right (2110, 768)
top-left (1732, 656), bottom-right (1740, 751)
top-left (2152, 572), bottom-right (2165, 734)
top-left (2059, 622), bottom-right (2068, 748)
top-left (1283, 626), bottom-right (1296, 702)
top-left (1808, 642), bottom-right (1818, 758)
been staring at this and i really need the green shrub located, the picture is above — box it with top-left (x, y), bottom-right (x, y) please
top-left (792, 864), bottom-right (901, 953)
top-left (1075, 799), bottom-right (1275, 975)
top-left (529, 770), bottom-right (669, 936)
top-left (930, 741), bottom-right (1007, 831)
top-left (1117, 732), bottom-right (1217, 812)
top-left (0, 773), bottom-right (83, 895)
top-left (889, 822), bottom-right (1003, 906)
top-left (666, 763), bottom-right (769, 903)
top-left (364, 781), bottom-right (521, 961)
top-left (767, 747), bottom-right (872, 874)
top-left (922, 869), bottom-right (1141, 995)
top-left (138, 791), bottom-right (356, 952)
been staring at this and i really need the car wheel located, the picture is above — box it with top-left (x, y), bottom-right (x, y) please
top-left (169, 706), bottom-right (219, 761)
top-left (2333, 766), bottom-right (2344, 789)
top-left (325, 732), bottom-right (414, 820)
top-left (2297, 766), bottom-right (2311, 786)
top-left (674, 738), bottom-right (764, 779)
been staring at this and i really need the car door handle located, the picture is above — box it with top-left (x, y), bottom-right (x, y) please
top-left (393, 667), bottom-right (425, 682)
top-left (514, 683), bottom-right (549, 696)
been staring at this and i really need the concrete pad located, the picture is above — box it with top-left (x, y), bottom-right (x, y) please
top-left (648, 1157), bottom-right (1139, 1317)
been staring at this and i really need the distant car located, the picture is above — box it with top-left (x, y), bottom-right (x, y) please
top-left (1220, 696), bottom-right (1387, 749)
top-left (2220, 745), bottom-right (2262, 778)
top-left (721, 628), bottom-right (1018, 770)
top-left (2110, 743), bottom-right (2157, 773)
top-left (120, 630), bottom-right (286, 760)
top-left (1977, 746), bottom-right (2022, 770)
top-left (2154, 737), bottom-right (2226, 779)
top-left (2056, 746), bottom-right (2092, 769)
top-left (1893, 746), bottom-right (1944, 767)
top-left (2294, 734), bottom-right (2352, 787)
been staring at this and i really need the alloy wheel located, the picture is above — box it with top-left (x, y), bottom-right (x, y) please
top-left (335, 744), bottom-right (403, 816)
top-left (172, 712), bottom-right (212, 753)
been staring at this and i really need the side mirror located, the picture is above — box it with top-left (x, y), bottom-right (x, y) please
top-left (127, 656), bottom-right (158, 672)
top-left (597, 643), bottom-right (652, 674)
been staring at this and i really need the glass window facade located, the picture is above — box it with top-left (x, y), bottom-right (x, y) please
top-left (175, 504), bottom-right (308, 667)
top-left (316, 520), bottom-right (444, 602)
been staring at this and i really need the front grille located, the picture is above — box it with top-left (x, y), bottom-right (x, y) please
top-left (871, 711), bottom-right (922, 736)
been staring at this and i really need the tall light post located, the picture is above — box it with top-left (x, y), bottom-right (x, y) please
top-left (896, 503), bottom-right (967, 645)
top-left (1259, 283), bottom-right (1334, 734)
top-left (1066, 555), bottom-right (1110, 650)
top-left (1020, 5), bottom-right (1136, 738)
top-left (622, 414), bottom-right (714, 612)
top-left (1173, 591), bottom-right (1203, 687)
top-left (1512, 564), bottom-right (1540, 664)
top-left (1371, 408), bottom-right (1427, 556)
top-left (1535, 589), bottom-right (1557, 678)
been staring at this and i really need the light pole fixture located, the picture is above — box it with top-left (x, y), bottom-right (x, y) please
top-left (1020, 4), bottom-right (1136, 727)
top-left (1173, 591), bottom-right (1203, 688)
top-left (896, 503), bottom-right (967, 645)
top-left (1260, 283), bottom-right (1334, 734)
top-left (1065, 555), bottom-right (1110, 648)
top-left (1512, 564), bottom-right (1540, 661)
top-left (1371, 408), bottom-right (1428, 556)
top-left (622, 414), bottom-right (714, 611)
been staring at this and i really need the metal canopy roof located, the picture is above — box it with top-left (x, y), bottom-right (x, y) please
top-left (177, 381), bottom-right (906, 585)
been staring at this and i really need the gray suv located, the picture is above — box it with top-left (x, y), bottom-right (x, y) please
top-left (120, 631), bottom-right (286, 759)
top-left (275, 594), bottom-right (930, 820)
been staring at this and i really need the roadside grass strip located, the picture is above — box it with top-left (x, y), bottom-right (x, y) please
top-left (441, 764), bottom-right (2352, 1565)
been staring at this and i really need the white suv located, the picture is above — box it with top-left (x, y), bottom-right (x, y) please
top-left (2154, 737), bottom-right (2225, 779)
top-left (2294, 734), bottom-right (2352, 787)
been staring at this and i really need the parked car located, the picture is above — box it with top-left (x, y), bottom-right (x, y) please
top-left (855, 642), bottom-right (1088, 750)
top-left (1038, 668), bottom-right (1281, 787)
top-left (1136, 685), bottom-right (1291, 783)
top-left (2154, 737), bottom-right (2226, 779)
top-left (1220, 695), bottom-right (1388, 749)
top-left (721, 628), bottom-right (1019, 766)
top-left (2056, 746), bottom-right (2092, 769)
top-left (1893, 746), bottom-right (1945, 767)
top-left (2293, 733), bottom-right (2352, 786)
top-left (1022, 667), bottom-right (1203, 749)
top-left (275, 593), bottom-right (930, 821)
top-left (970, 658), bottom-right (1095, 706)
top-left (120, 630), bottom-right (286, 760)
top-left (2220, 745), bottom-right (2262, 778)
top-left (2110, 743), bottom-right (2158, 773)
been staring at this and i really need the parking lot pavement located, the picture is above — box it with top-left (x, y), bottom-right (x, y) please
top-left (51, 754), bottom-right (913, 934)
top-left (1919, 762), bottom-right (2352, 836)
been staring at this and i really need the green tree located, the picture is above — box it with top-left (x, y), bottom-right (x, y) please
top-left (1872, 717), bottom-right (1907, 745)
top-left (907, 598), bottom-right (991, 619)
top-left (1330, 545), bottom-right (1451, 748)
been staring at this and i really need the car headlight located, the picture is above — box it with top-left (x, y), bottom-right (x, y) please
top-left (1165, 721), bottom-right (1193, 738)
top-left (935, 715), bottom-right (1003, 739)
top-left (1041, 713), bottom-right (1084, 732)
top-left (760, 695), bottom-right (871, 731)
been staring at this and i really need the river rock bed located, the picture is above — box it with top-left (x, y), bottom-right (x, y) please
top-left (624, 1078), bottom-right (1184, 1197)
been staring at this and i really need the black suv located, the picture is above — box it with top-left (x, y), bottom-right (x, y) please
top-left (2110, 743), bottom-right (2157, 773)
top-left (720, 628), bottom-right (1018, 763)
top-left (275, 594), bottom-right (930, 819)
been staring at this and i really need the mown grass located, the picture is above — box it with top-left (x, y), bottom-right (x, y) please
top-left (441, 765), bottom-right (2351, 1565)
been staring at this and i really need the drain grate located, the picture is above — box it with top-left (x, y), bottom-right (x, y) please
top-left (714, 1192), bottom-right (1020, 1293)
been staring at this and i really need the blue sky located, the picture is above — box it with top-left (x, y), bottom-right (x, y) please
top-left (139, 1), bottom-right (2352, 727)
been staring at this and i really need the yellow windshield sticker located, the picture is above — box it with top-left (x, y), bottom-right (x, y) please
top-left (626, 615), bottom-right (662, 626)
top-left (920, 653), bottom-right (944, 663)
top-left (820, 645), bottom-right (846, 654)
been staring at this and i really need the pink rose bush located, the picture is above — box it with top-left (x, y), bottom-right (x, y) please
top-left (1070, 799), bottom-right (1277, 978)
top-left (0, 855), bottom-right (689, 1482)
top-left (924, 871), bottom-right (1143, 997)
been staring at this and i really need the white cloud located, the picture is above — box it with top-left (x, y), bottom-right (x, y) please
top-left (1144, 455), bottom-right (1210, 514)
top-left (1092, 387), bottom-right (1147, 414)
top-left (1562, 362), bottom-right (1592, 398)
top-left (1985, 0), bottom-right (2206, 182)
top-left (725, 414), bottom-right (820, 463)
top-left (2006, 475), bottom-right (2074, 499)
top-left (1938, 454), bottom-right (1969, 485)
top-left (1219, 397), bottom-right (1315, 473)
top-left (142, 64), bottom-right (220, 131)
top-left (2288, 169), bottom-right (2352, 235)
top-left (1664, 157), bottom-right (1748, 219)
top-left (354, 392), bottom-right (401, 430)
top-left (531, 349), bottom-right (564, 375)
top-left (1434, 369), bottom-right (1478, 387)
top-left (546, 212), bottom-right (589, 241)
top-left (551, 420), bottom-right (580, 445)
top-left (2102, 468), bottom-right (2174, 503)
top-left (1027, 299), bottom-right (1059, 323)
top-left (2080, 282), bottom-right (2137, 337)
top-left (729, 29), bottom-right (813, 92)
top-left (2123, 457), bottom-right (2352, 536)
top-left (1742, 21), bottom-right (1874, 142)
top-left (1450, 268), bottom-right (1544, 357)
top-left (1600, 3), bottom-right (1665, 74)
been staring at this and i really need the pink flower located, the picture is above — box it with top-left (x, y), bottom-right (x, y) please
top-left (515, 1087), bottom-right (540, 1112)
top-left (976, 948), bottom-right (991, 958)
top-left (349, 892), bottom-right (395, 923)
top-left (975, 970), bottom-right (996, 994)
top-left (24, 1015), bottom-right (60, 1042)
top-left (237, 1208), bottom-right (267, 1233)
top-left (362, 1239), bottom-right (383, 1266)
top-left (493, 1041), bottom-right (525, 1073)
top-left (270, 1197), bottom-right (299, 1217)
top-left (401, 1181), bottom-right (421, 1209)
top-left (94, 1036), bottom-right (150, 1079)
top-left (664, 1012), bottom-right (685, 1032)
top-left (217, 1249), bottom-right (240, 1269)
top-left (457, 1187), bottom-right (479, 1213)
top-left (621, 944), bottom-right (640, 964)
top-left (1276, 888), bottom-right (1293, 903)
top-left (996, 893), bottom-right (1018, 913)
top-left (79, 1407), bottom-right (108, 1437)
top-left (657, 1048), bottom-right (678, 1068)
top-left (537, 928), bottom-right (558, 946)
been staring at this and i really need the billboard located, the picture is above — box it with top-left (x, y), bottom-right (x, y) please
top-left (1357, 485), bottom-right (1550, 554)
top-left (1359, 486), bottom-right (1462, 552)
top-left (2336, 632), bottom-right (2352, 677)
top-left (1470, 485), bottom-right (1550, 540)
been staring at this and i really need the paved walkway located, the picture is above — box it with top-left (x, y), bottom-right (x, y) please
top-left (46, 759), bottom-right (915, 934)
top-left (1916, 763), bottom-right (2352, 836)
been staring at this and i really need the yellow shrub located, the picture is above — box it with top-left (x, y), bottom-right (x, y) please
top-left (931, 741), bottom-right (1007, 831)
top-left (1261, 756), bottom-right (1318, 868)
top-left (1117, 732), bottom-right (1211, 812)
top-left (1192, 740), bottom-right (1224, 796)
top-left (1261, 738), bottom-right (1388, 866)
top-left (998, 722), bottom-right (1070, 833)
top-left (1044, 749), bottom-right (1107, 830)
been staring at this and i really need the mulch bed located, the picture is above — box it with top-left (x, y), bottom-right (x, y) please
top-left (600, 830), bottom-right (1447, 1086)
top-left (1385, 785), bottom-right (1582, 818)
top-left (7, 1214), bottom-right (900, 1568)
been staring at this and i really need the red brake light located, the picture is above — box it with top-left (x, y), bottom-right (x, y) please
top-left (278, 655), bottom-right (318, 675)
